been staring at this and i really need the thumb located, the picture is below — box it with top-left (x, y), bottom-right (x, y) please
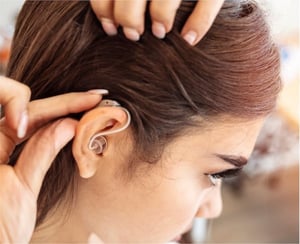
top-left (14, 118), bottom-right (77, 199)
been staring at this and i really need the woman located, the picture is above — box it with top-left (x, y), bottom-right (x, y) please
top-left (5, 0), bottom-right (280, 243)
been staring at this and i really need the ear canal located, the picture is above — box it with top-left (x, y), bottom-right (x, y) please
top-left (88, 135), bottom-right (107, 155)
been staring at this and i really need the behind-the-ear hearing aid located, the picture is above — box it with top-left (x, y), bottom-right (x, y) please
top-left (88, 99), bottom-right (131, 155)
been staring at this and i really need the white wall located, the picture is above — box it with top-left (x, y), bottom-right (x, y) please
top-left (258, 0), bottom-right (299, 37)
top-left (0, 0), bottom-right (23, 30)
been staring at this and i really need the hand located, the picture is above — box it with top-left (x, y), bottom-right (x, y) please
top-left (90, 0), bottom-right (224, 45)
top-left (0, 76), bottom-right (105, 242)
top-left (0, 118), bottom-right (76, 243)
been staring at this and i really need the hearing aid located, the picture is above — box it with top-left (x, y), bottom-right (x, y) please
top-left (88, 99), bottom-right (131, 155)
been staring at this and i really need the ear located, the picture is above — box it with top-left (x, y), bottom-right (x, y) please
top-left (72, 106), bottom-right (129, 179)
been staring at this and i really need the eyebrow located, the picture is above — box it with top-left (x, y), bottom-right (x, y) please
top-left (215, 154), bottom-right (248, 167)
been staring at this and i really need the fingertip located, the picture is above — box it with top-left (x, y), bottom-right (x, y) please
top-left (182, 30), bottom-right (198, 46)
top-left (100, 18), bottom-right (118, 36)
top-left (5, 104), bottom-right (29, 136)
top-left (2, 82), bottom-right (31, 132)
top-left (87, 89), bottom-right (109, 95)
top-left (181, 0), bottom-right (224, 46)
top-left (152, 21), bottom-right (166, 39)
top-left (123, 27), bottom-right (140, 41)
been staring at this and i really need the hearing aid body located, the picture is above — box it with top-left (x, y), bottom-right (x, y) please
top-left (88, 99), bottom-right (131, 155)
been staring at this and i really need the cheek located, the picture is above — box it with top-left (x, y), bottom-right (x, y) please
top-left (164, 177), bottom-right (213, 217)
top-left (143, 177), bottom-right (213, 241)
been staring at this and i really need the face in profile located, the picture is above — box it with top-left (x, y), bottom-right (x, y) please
top-left (36, 115), bottom-right (264, 243)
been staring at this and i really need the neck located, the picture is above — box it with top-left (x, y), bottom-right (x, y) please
top-left (30, 176), bottom-right (120, 243)
top-left (31, 202), bottom-right (92, 243)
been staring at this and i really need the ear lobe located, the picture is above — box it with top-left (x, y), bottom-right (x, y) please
top-left (72, 106), bottom-right (129, 179)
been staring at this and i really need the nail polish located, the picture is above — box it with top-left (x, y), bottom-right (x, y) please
top-left (87, 89), bottom-right (109, 95)
top-left (123, 27), bottom-right (140, 41)
top-left (152, 22), bottom-right (166, 39)
top-left (17, 110), bottom-right (28, 138)
top-left (101, 18), bottom-right (117, 36)
top-left (88, 233), bottom-right (104, 244)
top-left (183, 31), bottom-right (197, 45)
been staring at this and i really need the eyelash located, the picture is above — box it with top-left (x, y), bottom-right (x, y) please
top-left (206, 168), bottom-right (243, 186)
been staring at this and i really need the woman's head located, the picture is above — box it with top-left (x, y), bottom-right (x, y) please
top-left (7, 0), bottom-right (281, 242)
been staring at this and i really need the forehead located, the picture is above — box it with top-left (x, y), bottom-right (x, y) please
top-left (167, 118), bottom-right (265, 159)
top-left (201, 118), bottom-right (265, 157)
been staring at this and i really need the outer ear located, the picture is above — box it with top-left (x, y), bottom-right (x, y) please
top-left (72, 106), bottom-right (129, 178)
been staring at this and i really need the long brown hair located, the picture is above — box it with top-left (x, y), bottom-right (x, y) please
top-left (7, 0), bottom-right (281, 226)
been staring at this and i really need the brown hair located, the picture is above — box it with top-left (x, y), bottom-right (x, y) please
top-left (7, 0), bottom-right (281, 226)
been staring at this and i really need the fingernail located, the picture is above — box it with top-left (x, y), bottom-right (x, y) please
top-left (152, 21), bottom-right (166, 39)
top-left (17, 110), bottom-right (28, 139)
top-left (101, 18), bottom-right (117, 36)
top-left (88, 233), bottom-right (103, 244)
top-left (123, 27), bottom-right (140, 41)
top-left (87, 89), bottom-right (109, 95)
top-left (183, 31), bottom-right (197, 45)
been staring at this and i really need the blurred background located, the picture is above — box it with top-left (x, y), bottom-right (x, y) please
top-left (0, 0), bottom-right (299, 243)
top-left (207, 1), bottom-right (299, 242)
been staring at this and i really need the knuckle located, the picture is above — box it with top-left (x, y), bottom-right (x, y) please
top-left (90, 1), bottom-right (114, 20)
top-left (34, 123), bottom-right (59, 156)
top-left (151, 6), bottom-right (171, 23)
top-left (18, 83), bottom-right (31, 99)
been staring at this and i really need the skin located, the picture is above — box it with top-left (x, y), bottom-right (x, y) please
top-left (90, 0), bottom-right (225, 45)
top-left (0, 76), bottom-right (105, 243)
top-left (31, 104), bottom-right (265, 243)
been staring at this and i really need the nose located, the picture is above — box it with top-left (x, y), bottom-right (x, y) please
top-left (195, 182), bottom-right (223, 219)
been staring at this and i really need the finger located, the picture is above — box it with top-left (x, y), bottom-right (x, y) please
top-left (14, 118), bottom-right (77, 199)
top-left (88, 233), bottom-right (105, 244)
top-left (114, 0), bottom-right (147, 41)
top-left (27, 91), bottom-right (105, 133)
top-left (0, 76), bottom-right (31, 134)
top-left (181, 0), bottom-right (224, 45)
top-left (90, 0), bottom-right (118, 36)
top-left (150, 0), bottom-right (181, 39)
top-left (0, 91), bottom-right (105, 164)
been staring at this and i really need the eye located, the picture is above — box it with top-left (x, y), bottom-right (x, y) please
top-left (206, 168), bottom-right (243, 186)
top-left (207, 174), bottom-right (219, 186)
